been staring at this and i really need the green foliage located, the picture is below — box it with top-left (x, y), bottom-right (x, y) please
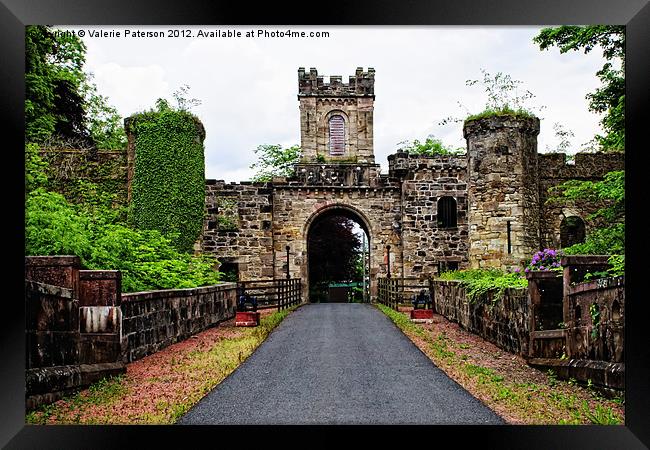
top-left (25, 149), bottom-right (221, 293)
top-left (589, 304), bottom-right (601, 340)
top-left (250, 144), bottom-right (301, 182)
top-left (25, 25), bottom-right (126, 148)
top-left (549, 170), bottom-right (624, 258)
top-left (83, 76), bottom-right (127, 149)
top-left (25, 188), bottom-right (221, 292)
top-left (533, 25), bottom-right (625, 151)
top-left (397, 135), bottom-right (464, 156)
top-left (128, 102), bottom-right (206, 253)
top-left (215, 198), bottom-right (238, 231)
top-left (25, 143), bottom-right (49, 192)
top-left (562, 224), bottom-right (625, 257)
top-left (581, 401), bottom-right (621, 425)
top-left (437, 269), bottom-right (528, 302)
top-left (606, 254), bottom-right (624, 277)
top-left (464, 105), bottom-right (536, 124)
top-left (549, 171), bottom-right (624, 223)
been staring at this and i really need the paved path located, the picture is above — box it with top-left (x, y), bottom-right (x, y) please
top-left (178, 303), bottom-right (503, 425)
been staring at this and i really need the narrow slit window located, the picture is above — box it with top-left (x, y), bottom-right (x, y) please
top-left (329, 115), bottom-right (345, 156)
top-left (437, 196), bottom-right (457, 228)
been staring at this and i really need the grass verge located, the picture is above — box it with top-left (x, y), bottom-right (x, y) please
top-left (26, 306), bottom-right (298, 425)
top-left (376, 303), bottom-right (624, 425)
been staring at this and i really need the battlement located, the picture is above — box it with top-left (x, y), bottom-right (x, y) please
top-left (387, 152), bottom-right (467, 179)
top-left (298, 67), bottom-right (375, 97)
top-left (538, 152), bottom-right (624, 180)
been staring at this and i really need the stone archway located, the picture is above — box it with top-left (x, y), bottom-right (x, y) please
top-left (303, 204), bottom-right (373, 303)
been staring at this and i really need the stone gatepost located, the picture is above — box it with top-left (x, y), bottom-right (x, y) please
top-left (464, 115), bottom-right (541, 270)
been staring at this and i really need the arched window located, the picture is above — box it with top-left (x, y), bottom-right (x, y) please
top-left (329, 115), bottom-right (345, 156)
top-left (560, 216), bottom-right (586, 248)
top-left (437, 196), bottom-right (457, 228)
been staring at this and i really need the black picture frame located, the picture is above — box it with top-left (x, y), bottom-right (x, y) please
top-left (2, 0), bottom-right (648, 448)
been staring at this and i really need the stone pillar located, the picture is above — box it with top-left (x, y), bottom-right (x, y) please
top-left (464, 115), bottom-right (540, 270)
top-left (25, 256), bottom-right (81, 291)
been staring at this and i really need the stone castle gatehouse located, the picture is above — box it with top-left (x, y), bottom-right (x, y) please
top-left (199, 67), bottom-right (624, 300)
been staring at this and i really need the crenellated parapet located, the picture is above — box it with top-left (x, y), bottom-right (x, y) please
top-left (387, 152), bottom-right (467, 181)
top-left (538, 152), bottom-right (624, 181)
top-left (298, 67), bottom-right (375, 98)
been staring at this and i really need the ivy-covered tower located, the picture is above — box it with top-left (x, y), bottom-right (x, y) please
top-left (297, 67), bottom-right (376, 163)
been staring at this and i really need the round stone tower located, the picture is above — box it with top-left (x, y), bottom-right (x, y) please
top-left (464, 115), bottom-right (541, 269)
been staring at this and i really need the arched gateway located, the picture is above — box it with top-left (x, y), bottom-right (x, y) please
top-left (197, 67), bottom-right (625, 302)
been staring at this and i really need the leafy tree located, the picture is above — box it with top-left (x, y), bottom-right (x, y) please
top-left (25, 26), bottom-right (58, 143)
top-left (249, 144), bottom-right (301, 182)
top-left (25, 25), bottom-right (126, 148)
top-left (533, 25), bottom-right (625, 151)
top-left (397, 135), bottom-right (464, 156)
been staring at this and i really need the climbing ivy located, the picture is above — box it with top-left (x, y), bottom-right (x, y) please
top-left (127, 103), bottom-right (206, 252)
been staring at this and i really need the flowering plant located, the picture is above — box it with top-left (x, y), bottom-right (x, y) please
top-left (525, 248), bottom-right (563, 273)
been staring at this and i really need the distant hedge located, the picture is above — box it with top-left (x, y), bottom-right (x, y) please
top-left (126, 106), bottom-right (206, 253)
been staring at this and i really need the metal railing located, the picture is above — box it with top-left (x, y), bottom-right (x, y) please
top-left (377, 277), bottom-right (429, 310)
top-left (237, 278), bottom-right (302, 311)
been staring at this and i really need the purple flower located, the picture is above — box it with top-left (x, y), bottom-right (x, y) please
top-left (525, 268), bottom-right (530, 273)
top-left (514, 268), bottom-right (521, 273)
top-left (539, 266), bottom-right (545, 270)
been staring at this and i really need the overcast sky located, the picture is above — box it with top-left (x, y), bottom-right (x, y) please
top-left (58, 25), bottom-right (609, 182)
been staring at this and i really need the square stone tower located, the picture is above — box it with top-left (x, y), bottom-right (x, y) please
top-left (297, 67), bottom-right (375, 163)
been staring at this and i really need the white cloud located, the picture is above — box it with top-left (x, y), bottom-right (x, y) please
top-left (91, 63), bottom-right (170, 117)
top-left (76, 26), bottom-right (609, 181)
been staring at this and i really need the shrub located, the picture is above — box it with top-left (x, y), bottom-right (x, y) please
top-left (525, 248), bottom-right (563, 273)
top-left (437, 269), bottom-right (528, 302)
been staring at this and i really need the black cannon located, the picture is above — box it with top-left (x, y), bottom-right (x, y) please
top-left (237, 288), bottom-right (258, 312)
top-left (412, 289), bottom-right (432, 310)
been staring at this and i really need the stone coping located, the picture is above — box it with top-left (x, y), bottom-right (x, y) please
top-left (121, 282), bottom-right (237, 302)
top-left (567, 276), bottom-right (624, 295)
top-left (25, 255), bottom-right (80, 266)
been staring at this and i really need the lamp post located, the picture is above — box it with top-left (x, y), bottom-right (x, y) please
top-left (386, 245), bottom-right (391, 279)
top-left (285, 245), bottom-right (290, 280)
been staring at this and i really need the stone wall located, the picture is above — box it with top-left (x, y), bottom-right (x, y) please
top-left (201, 180), bottom-right (275, 280)
top-left (25, 257), bottom-right (125, 410)
top-left (25, 256), bottom-right (236, 408)
top-left (431, 280), bottom-right (530, 355)
top-left (565, 276), bottom-right (624, 363)
top-left (272, 184), bottom-right (402, 300)
top-left (537, 152), bottom-right (625, 249)
top-left (121, 283), bottom-right (237, 363)
top-left (389, 153), bottom-right (469, 277)
top-left (39, 148), bottom-right (129, 208)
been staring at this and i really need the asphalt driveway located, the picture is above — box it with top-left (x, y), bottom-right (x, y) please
top-left (178, 303), bottom-right (503, 425)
